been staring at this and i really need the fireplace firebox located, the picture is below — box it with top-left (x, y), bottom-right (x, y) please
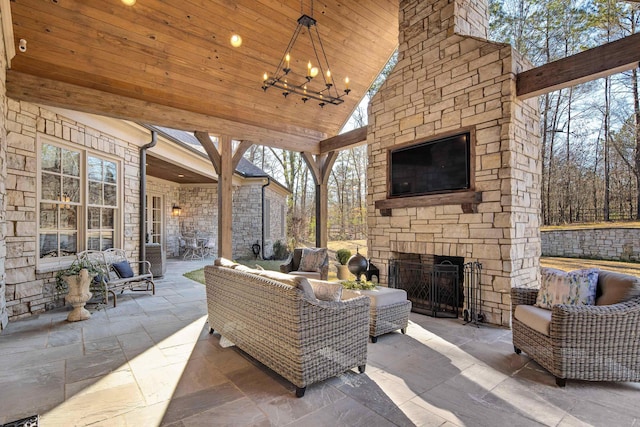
top-left (389, 255), bottom-right (464, 318)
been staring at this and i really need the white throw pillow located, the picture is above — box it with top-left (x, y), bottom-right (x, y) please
top-left (308, 279), bottom-right (343, 302)
top-left (535, 267), bottom-right (599, 309)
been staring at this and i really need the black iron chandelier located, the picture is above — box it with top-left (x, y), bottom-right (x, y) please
top-left (261, 1), bottom-right (350, 107)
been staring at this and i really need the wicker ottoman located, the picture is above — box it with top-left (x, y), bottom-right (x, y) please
top-left (344, 286), bottom-right (412, 343)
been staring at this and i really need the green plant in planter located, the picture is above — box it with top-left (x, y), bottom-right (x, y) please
top-left (55, 258), bottom-right (103, 298)
top-left (336, 249), bottom-right (352, 265)
top-left (341, 280), bottom-right (377, 291)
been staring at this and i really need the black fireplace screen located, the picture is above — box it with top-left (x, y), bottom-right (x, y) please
top-left (389, 259), bottom-right (461, 318)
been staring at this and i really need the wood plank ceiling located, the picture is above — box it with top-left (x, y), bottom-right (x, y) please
top-left (7, 0), bottom-right (399, 153)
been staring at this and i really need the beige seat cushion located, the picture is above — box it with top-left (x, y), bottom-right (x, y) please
top-left (289, 271), bottom-right (322, 280)
top-left (514, 305), bottom-right (552, 336)
top-left (596, 270), bottom-right (640, 306)
top-left (246, 268), bottom-right (317, 301)
top-left (342, 286), bottom-right (407, 307)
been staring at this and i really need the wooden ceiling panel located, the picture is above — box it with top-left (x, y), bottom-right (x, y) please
top-left (8, 0), bottom-right (399, 148)
top-left (146, 155), bottom-right (216, 184)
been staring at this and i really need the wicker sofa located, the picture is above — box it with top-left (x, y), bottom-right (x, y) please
top-left (204, 261), bottom-right (370, 397)
top-left (511, 269), bottom-right (640, 386)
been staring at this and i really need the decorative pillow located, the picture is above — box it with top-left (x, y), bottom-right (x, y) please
top-left (299, 248), bottom-right (327, 272)
top-left (214, 257), bottom-right (239, 268)
top-left (535, 268), bottom-right (599, 309)
top-left (596, 270), bottom-right (640, 305)
top-left (308, 279), bottom-right (343, 302)
top-left (112, 260), bottom-right (134, 279)
top-left (233, 264), bottom-right (256, 273)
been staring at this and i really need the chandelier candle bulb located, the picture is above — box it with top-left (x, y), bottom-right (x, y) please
top-left (326, 70), bottom-right (332, 84)
top-left (307, 61), bottom-right (312, 77)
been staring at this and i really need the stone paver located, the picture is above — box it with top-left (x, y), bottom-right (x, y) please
top-left (0, 258), bottom-right (638, 426)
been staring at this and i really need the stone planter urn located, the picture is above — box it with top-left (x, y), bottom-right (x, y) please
top-left (64, 268), bottom-right (93, 322)
top-left (336, 264), bottom-right (350, 280)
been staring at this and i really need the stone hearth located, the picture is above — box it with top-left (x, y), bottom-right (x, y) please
top-left (367, 0), bottom-right (541, 326)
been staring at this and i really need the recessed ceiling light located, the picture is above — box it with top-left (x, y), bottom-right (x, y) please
top-left (230, 34), bottom-right (242, 48)
top-left (121, 0), bottom-right (136, 6)
top-left (178, 174), bottom-right (185, 178)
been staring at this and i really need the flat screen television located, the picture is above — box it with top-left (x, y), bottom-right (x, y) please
top-left (389, 132), bottom-right (470, 197)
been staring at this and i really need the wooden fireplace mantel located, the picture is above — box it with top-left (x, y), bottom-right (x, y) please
top-left (374, 191), bottom-right (482, 213)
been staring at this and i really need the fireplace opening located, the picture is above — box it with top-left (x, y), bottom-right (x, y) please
top-left (389, 254), bottom-right (464, 318)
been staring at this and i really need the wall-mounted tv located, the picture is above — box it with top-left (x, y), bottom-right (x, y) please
top-left (389, 132), bottom-right (471, 197)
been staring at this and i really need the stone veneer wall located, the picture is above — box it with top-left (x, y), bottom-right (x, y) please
top-left (542, 228), bottom-right (640, 262)
top-left (367, 0), bottom-right (541, 326)
top-left (4, 102), bottom-right (141, 320)
top-left (178, 184), bottom-right (217, 253)
top-left (264, 186), bottom-right (287, 257)
top-left (231, 183), bottom-right (286, 260)
top-left (147, 180), bottom-right (286, 260)
top-left (0, 16), bottom-right (8, 330)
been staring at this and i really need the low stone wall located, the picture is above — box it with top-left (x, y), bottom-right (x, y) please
top-left (541, 227), bottom-right (640, 261)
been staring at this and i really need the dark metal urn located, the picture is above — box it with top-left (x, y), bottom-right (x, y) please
top-left (347, 248), bottom-right (368, 281)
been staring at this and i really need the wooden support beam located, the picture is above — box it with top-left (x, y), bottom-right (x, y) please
top-left (6, 70), bottom-right (325, 153)
top-left (319, 126), bottom-right (368, 154)
top-left (218, 136), bottom-right (234, 259)
top-left (232, 141), bottom-right (253, 169)
top-left (302, 151), bottom-right (338, 248)
top-left (517, 32), bottom-right (640, 99)
top-left (194, 131), bottom-right (221, 174)
top-left (301, 152), bottom-right (320, 184)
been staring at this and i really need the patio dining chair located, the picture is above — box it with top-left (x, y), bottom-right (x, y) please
top-left (202, 237), bottom-right (217, 258)
top-left (182, 236), bottom-right (203, 260)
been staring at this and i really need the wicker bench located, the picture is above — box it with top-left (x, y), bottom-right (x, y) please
top-left (77, 248), bottom-right (155, 307)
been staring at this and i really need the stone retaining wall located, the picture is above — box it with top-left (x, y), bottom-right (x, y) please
top-left (541, 228), bottom-right (640, 261)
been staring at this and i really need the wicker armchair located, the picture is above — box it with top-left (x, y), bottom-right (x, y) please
top-left (280, 248), bottom-right (329, 280)
top-left (511, 273), bottom-right (640, 387)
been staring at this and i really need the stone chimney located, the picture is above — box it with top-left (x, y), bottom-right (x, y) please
top-left (367, 0), bottom-right (541, 326)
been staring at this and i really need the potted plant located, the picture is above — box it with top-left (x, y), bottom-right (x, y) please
top-left (55, 258), bottom-right (102, 322)
top-left (335, 249), bottom-right (352, 280)
top-left (341, 279), bottom-right (377, 291)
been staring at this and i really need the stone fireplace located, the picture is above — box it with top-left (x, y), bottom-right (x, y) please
top-left (367, 0), bottom-right (541, 326)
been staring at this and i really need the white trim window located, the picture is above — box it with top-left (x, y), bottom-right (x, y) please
top-left (146, 194), bottom-right (163, 245)
top-left (38, 137), bottom-right (120, 264)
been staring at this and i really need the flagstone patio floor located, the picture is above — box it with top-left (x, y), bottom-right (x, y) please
top-left (1, 258), bottom-right (638, 426)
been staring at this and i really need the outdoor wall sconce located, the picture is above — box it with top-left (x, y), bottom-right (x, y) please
top-left (172, 204), bottom-right (182, 216)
